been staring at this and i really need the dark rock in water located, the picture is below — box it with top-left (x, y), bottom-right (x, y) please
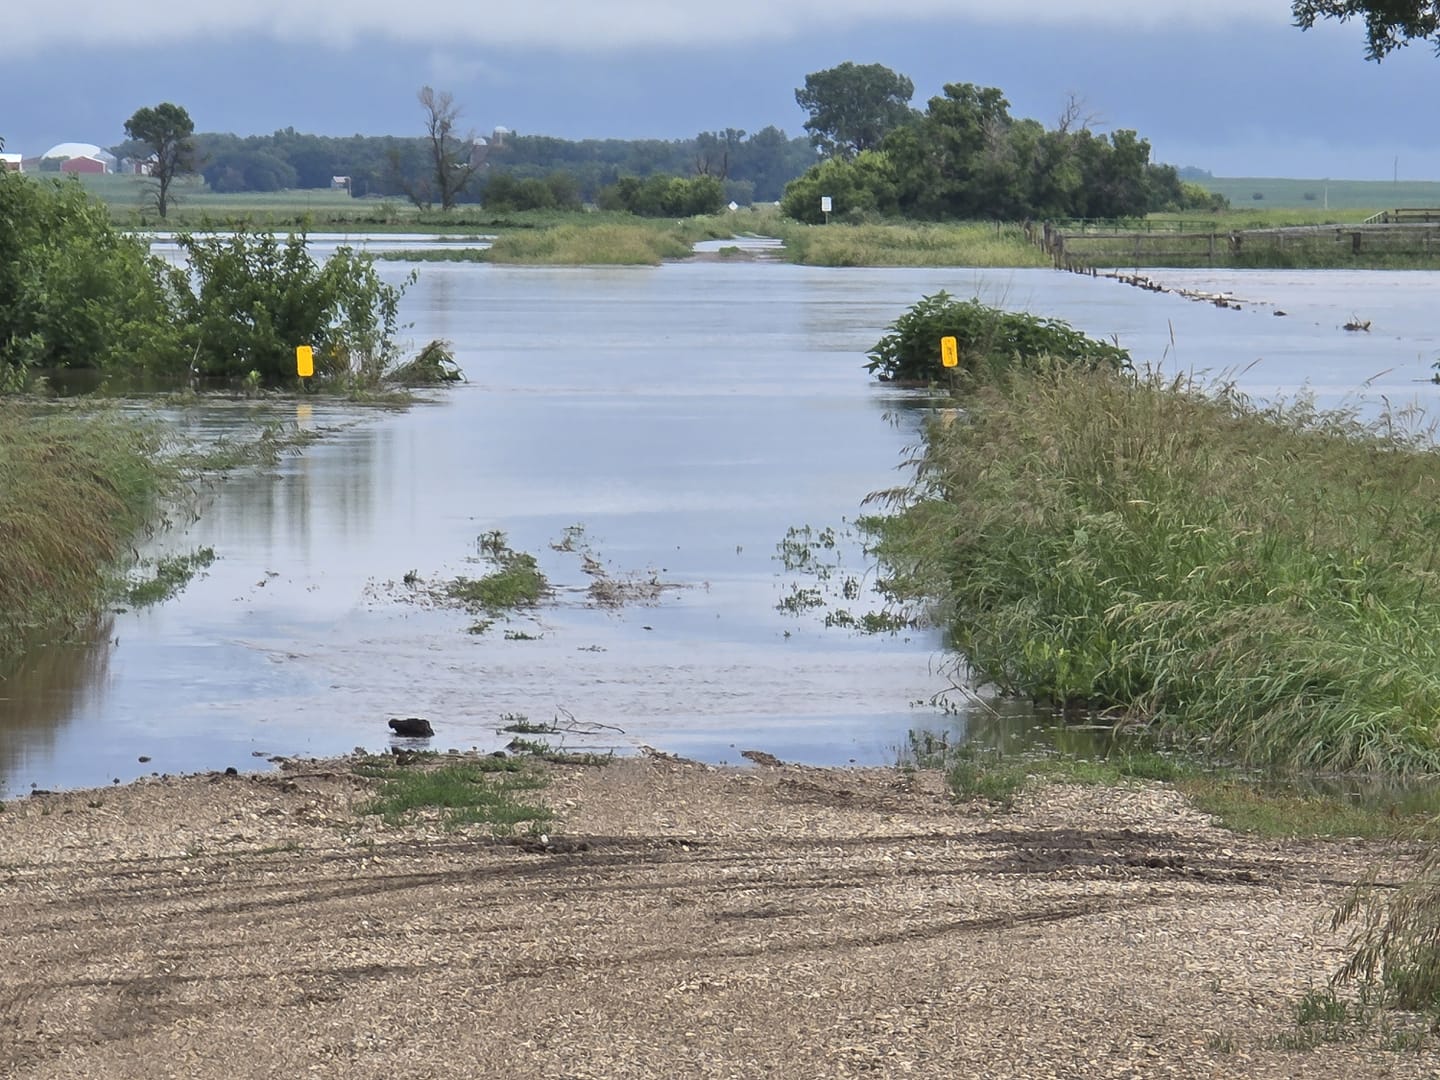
top-left (389, 717), bottom-right (435, 737)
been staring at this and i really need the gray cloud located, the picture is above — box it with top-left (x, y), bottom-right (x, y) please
top-left (3, 0), bottom-right (1282, 51)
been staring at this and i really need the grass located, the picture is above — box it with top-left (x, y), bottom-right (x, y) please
top-left (1274, 988), bottom-right (1360, 1049)
top-left (483, 221), bottom-right (701, 265)
top-left (0, 405), bottom-right (175, 665)
top-left (357, 754), bottom-right (552, 834)
top-left (906, 735), bottom-right (1440, 838)
top-left (766, 218), bottom-right (1047, 268)
top-left (448, 550), bottom-right (547, 613)
top-left (1195, 176), bottom-right (1440, 211)
top-left (866, 363), bottom-right (1440, 776)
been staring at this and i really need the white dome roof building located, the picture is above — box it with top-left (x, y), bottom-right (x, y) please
top-left (41, 142), bottom-right (116, 172)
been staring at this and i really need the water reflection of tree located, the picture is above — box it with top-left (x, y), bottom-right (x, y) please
top-left (197, 424), bottom-right (381, 561)
top-left (0, 617), bottom-right (114, 789)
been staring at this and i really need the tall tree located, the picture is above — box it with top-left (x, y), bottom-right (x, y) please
top-left (123, 103), bottom-right (197, 219)
top-left (1293, 1), bottom-right (1440, 58)
top-left (795, 62), bottom-right (915, 160)
top-left (393, 87), bottom-right (483, 211)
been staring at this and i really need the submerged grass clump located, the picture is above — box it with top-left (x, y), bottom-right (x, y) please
top-left (124, 547), bottom-right (216, 607)
top-left (866, 364), bottom-right (1440, 775)
top-left (448, 538), bottom-right (548, 613)
top-left (0, 405), bottom-right (173, 663)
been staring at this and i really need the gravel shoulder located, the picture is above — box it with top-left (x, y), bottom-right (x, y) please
top-left (1, 752), bottom-right (1432, 1079)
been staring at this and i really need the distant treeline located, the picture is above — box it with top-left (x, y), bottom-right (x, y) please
top-left (782, 82), bottom-right (1226, 223)
top-left (157, 126), bottom-right (816, 205)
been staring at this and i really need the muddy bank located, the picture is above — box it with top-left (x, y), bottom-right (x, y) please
top-left (0, 754), bottom-right (1430, 1078)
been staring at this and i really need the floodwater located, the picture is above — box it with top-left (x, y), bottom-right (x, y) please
top-left (3, 259), bottom-right (1439, 795)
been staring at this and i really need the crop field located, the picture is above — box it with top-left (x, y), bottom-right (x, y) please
top-left (1198, 175), bottom-right (1440, 211)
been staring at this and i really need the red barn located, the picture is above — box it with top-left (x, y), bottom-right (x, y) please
top-left (61, 155), bottom-right (107, 175)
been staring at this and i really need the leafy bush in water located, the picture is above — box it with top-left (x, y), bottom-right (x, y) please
top-left (0, 175), bottom-right (413, 390)
top-left (865, 291), bottom-right (1131, 385)
top-left (0, 172), bottom-right (188, 380)
top-left (175, 226), bottom-right (409, 384)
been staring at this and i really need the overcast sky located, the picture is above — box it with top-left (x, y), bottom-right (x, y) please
top-left (4, 1), bottom-right (1438, 178)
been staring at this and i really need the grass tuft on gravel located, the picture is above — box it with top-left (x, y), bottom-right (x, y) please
top-left (357, 757), bottom-right (552, 834)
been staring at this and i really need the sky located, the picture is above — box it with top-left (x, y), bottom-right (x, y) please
top-left (4, 0), bottom-right (1440, 179)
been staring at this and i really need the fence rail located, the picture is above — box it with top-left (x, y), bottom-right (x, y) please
top-left (1034, 211), bottom-right (1440, 272)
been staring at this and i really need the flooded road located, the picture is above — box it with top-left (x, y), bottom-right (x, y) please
top-left (3, 261), bottom-right (1438, 794)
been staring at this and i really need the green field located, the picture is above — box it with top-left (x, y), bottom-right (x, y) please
top-left (1198, 175), bottom-right (1440, 211)
top-left (71, 174), bottom-right (417, 227)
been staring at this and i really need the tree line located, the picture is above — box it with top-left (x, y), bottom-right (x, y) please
top-left (113, 121), bottom-right (816, 206)
top-left (782, 66), bottom-right (1222, 223)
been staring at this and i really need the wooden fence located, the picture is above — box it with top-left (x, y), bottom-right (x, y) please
top-left (1033, 213), bottom-right (1440, 272)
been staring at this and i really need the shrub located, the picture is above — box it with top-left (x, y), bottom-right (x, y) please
top-left (174, 226), bottom-right (408, 384)
top-left (780, 151), bottom-right (899, 224)
top-left (596, 174), bottom-right (726, 217)
top-left (0, 172), bottom-right (188, 380)
top-left (864, 291), bottom-right (1131, 385)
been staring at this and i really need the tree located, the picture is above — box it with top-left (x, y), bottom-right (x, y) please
top-left (394, 87), bottom-right (483, 211)
top-left (795, 62), bottom-right (916, 159)
top-left (884, 82), bottom-right (1014, 219)
top-left (123, 103), bottom-right (197, 218)
top-left (1293, 1), bottom-right (1440, 58)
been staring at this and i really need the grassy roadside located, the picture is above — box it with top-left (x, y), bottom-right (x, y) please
top-left (0, 405), bottom-right (175, 666)
top-left (910, 742), bottom-right (1440, 841)
top-left (865, 362), bottom-right (1440, 778)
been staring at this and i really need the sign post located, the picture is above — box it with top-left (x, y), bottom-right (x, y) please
top-left (295, 344), bottom-right (314, 379)
top-left (820, 195), bottom-right (832, 224)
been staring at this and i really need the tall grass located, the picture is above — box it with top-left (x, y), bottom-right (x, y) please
top-left (0, 406), bottom-right (173, 663)
top-left (768, 220), bottom-right (1047, 267)
top-left (865, 365), bottom-right (1440, 775)
top-left (484, 221), bottom-right (702, 265)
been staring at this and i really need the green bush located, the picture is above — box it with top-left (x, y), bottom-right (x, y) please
top-left (0, 174), bottom-right (413, 389)
top-left (864, 291), bottom-right (1131, 384)
top-left (174, 225), bottom-right (408, 384)
top-left (595, 174), bottom-right (726, 217)
top-left (0, 172), bottom-right (188, 380)
top-left (779, 151), bottom-right (899, 224)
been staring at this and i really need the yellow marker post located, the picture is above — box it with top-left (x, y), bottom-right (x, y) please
top-left (940, 335), bottom-right (959, 368)
top-left (295, 345), bottom-right (315, 378)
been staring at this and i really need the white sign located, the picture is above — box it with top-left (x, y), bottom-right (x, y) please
top-left (820, 196), bottom-right (833, 214)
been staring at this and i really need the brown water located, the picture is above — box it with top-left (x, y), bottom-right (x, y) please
top-left (4, 260), bottom-right (1439, 795)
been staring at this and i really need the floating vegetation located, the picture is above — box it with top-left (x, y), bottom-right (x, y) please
top-left (548, 523), bottom-right (683, 608)
top-left (123, 547), bottom-right (216, 607)
top-left (773, 521), bottom-right (915, 635)
top-left (386, 339), bottom-right (465, 385)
